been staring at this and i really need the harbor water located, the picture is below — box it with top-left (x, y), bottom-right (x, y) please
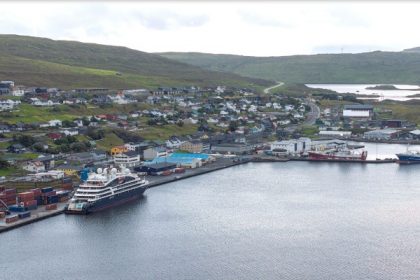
top-left (2, 148), bottom-right (420, 279)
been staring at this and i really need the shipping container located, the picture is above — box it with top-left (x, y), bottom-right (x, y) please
top-left (17, 192), bottom-right (35, 202)
top-left (41, 191), bottom-right (56, 197)
top-left (5, 215), bottom-right (19, 223)
top-left (18, 211), bottom-right (31, 219)
top-left (27, 204), bottom-right (37, 211)
top-left (8, 205), bottom-right (28, 212)
top-left (175, 168), bottom-right (186, 174)
top-left (30, 188), bottom-right (42, 196)
top-left (59, 196), bottom-right (69, 202)
top-left (22, 200), bottom-right (37, 207)
top-left (3, 188), bottom-right (17, 195)
top-left (45, 204), bottom-right (57, 210)
top-left (0, 193), bottom-right (17, 200)
top-left (47, 195), bottom-right (59, 204)
top-left (41, 187), bottom-right (54, 193)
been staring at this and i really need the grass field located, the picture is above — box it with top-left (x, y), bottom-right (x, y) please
top-left (0, 35), bottom-right (271, 91)
top-left (139, 124), bottom-right (199, 140)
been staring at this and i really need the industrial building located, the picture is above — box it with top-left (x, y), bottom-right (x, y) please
top-left (343, 104), bottom-right (374, 119)
top-left (270, 137), bottom-right (311, 155)
top-left (363, 129), bottom-right (400, 140)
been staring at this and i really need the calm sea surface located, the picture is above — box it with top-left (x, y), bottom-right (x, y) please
top-left (306, 84), bottom-right (420, 101)
top-left (2, 145), bottom-right (420, 280)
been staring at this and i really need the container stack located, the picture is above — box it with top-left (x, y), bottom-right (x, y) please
top-left (0, 188), bottom-right (17, 206)
top-left (56, 190), bottom-right (71, 202)
top-left (30, 188), bottom-right (42, 205)
top-left (17, 191), bottom-right (38, 210)
top-left (62, 177), bottom-right (74, 190)
top-left (41, 187), bottom-right (58, 205)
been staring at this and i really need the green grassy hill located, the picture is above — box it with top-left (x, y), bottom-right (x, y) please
top-left (159, 51), bottom-right (420, 84)
top-left (0, 35), bottom-right (271, 90)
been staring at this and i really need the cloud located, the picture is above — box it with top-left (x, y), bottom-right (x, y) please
top-left (238, 10), bottom-right (293, 28)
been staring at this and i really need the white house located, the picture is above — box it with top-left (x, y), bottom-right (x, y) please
top-left (22, 161), bottom-right (46, 173)
top-left (166, 137), bottom-right (185, 149)
top-left (48, 120), bottom-right (62, 127)
top-left (0, 99), bottom-right (20, 111)
top-left (12, 89), bottom-right (24, 97)
top-left (61, 129), bottom-right (79, 136)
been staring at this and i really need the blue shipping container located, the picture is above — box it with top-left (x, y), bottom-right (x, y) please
top-left (8, 205), bottom-right (28, 212)
top-left (47, 195), bottom-right (59, 204)
top-left (18, 211), bottom-right (31, 219)
top-left (41, 187), bottom-right (54, 193)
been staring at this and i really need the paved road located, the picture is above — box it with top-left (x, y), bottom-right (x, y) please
top-left (263, 82), bottom-right (284, 94)
top-left (303, 99), bottom-right (320, 125)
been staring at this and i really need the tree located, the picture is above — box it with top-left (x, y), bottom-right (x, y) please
top-left (13, 134), bottom-right (35, 147)
top-left (0, 158), bottom-right (9, 169)
top-left (228, 121), bottom-right (238, 132)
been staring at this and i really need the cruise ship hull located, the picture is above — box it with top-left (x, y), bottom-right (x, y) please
top-left (65, 186), bottom-right (147, 215)
top-left (396, 154), bottom-right (420, 164)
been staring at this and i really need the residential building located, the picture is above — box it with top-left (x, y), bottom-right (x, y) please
top-left (7, 144), bottom-right (26, 154)
top-left (111, 145), bottom-right (128, 156)
top-left (179, 140), bottom-right (203, 153)
top-left (22, 161), bottom-right (46, 173)
top-left (113, 151), bottom-right (141, 167)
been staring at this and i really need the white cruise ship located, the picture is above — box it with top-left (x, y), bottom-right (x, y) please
top-left (65, 166), bottom-right (148, 214)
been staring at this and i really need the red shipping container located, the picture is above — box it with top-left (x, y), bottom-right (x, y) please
top-left (4, 189), bottom-right (16, 195)
top-left (18, 192), bottom-right (35, 202)
top-left (5, 215), bottom-right (19, 223)
top-left (22, 200), bottom-right (37, 207)
top-left (30, 188), bottom-right (42, 196)
top-left (45, 204), bottom-right (57, 210)
top-left (0, 193), bottom-right (16, 200)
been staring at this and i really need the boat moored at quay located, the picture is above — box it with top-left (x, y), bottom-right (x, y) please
top-left (308, 148), bottom-right (368, 161)
top-left (396, 151), bottom-right (420, 164)
top-left (65, 166), bottom-right (148, 214)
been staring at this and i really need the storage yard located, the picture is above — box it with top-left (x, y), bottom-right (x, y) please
top-left (0, 184), bottom-right (72, 233)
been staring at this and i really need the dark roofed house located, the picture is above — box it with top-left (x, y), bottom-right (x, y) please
top-left (8, 143), bottom-right (26, 154)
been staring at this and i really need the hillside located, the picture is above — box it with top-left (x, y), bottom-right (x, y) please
top-left (0, 35), bottom-right (271, 90)
top-left (159, 51), bottom-right (420, 84)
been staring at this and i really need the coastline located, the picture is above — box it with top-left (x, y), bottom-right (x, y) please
top-left (0, 152), bottom-right (405, 234)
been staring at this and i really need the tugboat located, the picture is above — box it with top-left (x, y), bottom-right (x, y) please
top-left (65, 166), bottom-right (148, 214)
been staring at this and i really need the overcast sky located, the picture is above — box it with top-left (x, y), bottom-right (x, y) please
top-left (1, 1), bottom-right (419, 57)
